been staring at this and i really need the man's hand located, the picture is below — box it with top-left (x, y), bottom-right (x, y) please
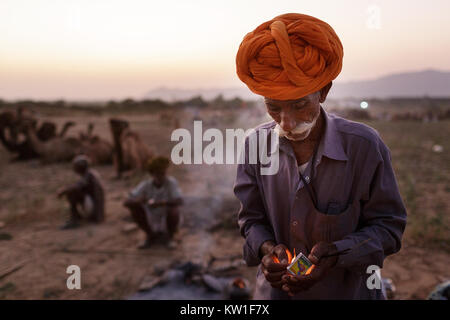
top-left (260, 242), bottom-right (290, 289)
top-left (148, 199), bottom-right (165, 209)
top-left (281, 241), bottom-right (338, 296)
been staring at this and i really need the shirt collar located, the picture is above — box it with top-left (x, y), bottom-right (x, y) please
top-left (276, 105), bottom-right (348, 162)
top-left (318, 105), bottom-right (348, 162)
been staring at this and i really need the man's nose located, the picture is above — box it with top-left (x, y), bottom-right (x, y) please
top-left (280, 112), bottom-right (296, 132)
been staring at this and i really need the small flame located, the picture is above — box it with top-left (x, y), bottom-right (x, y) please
top-left (233, 278), bottom-right (246, 289)
top-left (272, 248), bottom-right (295, 264)
top-left (305, 264), bottom-right (315, 275)
top-left (286, 248), bottom-right (293, 264)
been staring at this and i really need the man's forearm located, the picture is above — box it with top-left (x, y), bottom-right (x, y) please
top-left (60, 184), bottom-right (81, 196)
top-left (241, 223), bottom-right (276, 266)
top-left (151, 198), bottom-right (182, 208)
top-left (259, 240), bottom-right (276, 259)
top-left (332, 225), bottom-right (394, 271)
top-left (164, 198), bottom-right (183, 207)
top-left (124, 196), bottom-right (145, 207)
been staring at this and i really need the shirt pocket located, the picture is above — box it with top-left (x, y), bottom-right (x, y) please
top-left (326, 201), bottom-right (347, 215)
top-left (326, 200), bottom-right (360, 242)
top-left (310, 200), bottom-right (360, 243)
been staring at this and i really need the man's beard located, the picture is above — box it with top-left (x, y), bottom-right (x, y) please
top-left (273, 111), bottom-right (320, 141)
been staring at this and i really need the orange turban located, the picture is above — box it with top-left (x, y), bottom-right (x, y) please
top-left (236, 13), bottom-right (343, 100)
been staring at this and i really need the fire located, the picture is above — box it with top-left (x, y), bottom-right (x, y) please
top-left (232, 278), bottom-right (246, 289)
top-left (287, 248), bottom-right (293, 263)
top-left (271, 248), bottom-right (295, 264)
top-left (305, 265), bottom-right (315, 275)
top-left (272, 247), bottom-right (315, 275)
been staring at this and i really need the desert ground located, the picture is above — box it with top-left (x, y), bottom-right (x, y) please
top-left (0, 102), bottom-right (448, 299)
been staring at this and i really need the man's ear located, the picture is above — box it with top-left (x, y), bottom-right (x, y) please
top-left (319, 82), bottom-right (333, 103)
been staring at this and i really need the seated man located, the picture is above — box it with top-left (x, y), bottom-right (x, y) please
top-left (57, 155), bottom-right (105, 229)
top-left (123, 156), bottom-right (183, 249)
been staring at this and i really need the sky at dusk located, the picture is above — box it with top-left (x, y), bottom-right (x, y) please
top-left (1, 0), bottom-right (450, 100)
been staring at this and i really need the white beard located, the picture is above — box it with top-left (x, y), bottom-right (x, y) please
top-left (273, 112), bottom-right (320, 141)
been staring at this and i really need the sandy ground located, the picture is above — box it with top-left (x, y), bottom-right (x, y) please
top-left (0, 108), bottom-right (448, 299)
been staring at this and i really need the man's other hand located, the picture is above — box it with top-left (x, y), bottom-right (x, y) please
top-left (260, 242), bottom-right (290, 289)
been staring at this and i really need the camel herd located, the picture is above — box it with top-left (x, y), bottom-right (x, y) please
top-left (0, 109), bottom-right (153, 177)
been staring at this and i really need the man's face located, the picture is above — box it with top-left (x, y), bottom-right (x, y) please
top-left (73, 163), bottom-right (87, 175)
top-left (151, 171), bottom-right (166, 186)
top-left (265, 91), bottom-right (321, 141)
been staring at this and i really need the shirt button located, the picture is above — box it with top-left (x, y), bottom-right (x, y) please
top-left (305, 176), bottom-right (310, 182)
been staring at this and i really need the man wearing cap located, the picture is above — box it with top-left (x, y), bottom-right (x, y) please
top-left (57, 155), bottom-right (105, 229)
top-left (234, 13), bottom-right (407, 299)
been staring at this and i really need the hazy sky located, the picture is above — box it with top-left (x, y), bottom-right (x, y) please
top-left (1, 0), bottom-right (450, 100)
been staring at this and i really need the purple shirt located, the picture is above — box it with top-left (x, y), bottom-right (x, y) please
top-left (234, 106), bottom-right (407, 300)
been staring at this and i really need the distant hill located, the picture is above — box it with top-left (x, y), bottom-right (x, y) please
top-left (143, 69), bottom-right (450, 101)
top-left (330, 69), bottom-right (450, 99)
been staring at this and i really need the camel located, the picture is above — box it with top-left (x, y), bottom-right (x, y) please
top-left (0, 110), bottom-right (75, 160)
top-left (79, 123), bottom-right (94, 141)
top-left (19, 119), bottom-right (113, 165)
top-left (77, 123), bottom-right (113, 165)
top-left (20, 118), bottom-right (82, 163)
top-left (109, 118), bottom-right (153, 178)
top-left (0, 110), bottom-right (19, 153)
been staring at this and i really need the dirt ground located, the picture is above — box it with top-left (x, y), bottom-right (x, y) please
top-left (0, 107), bottom-right (448, 299)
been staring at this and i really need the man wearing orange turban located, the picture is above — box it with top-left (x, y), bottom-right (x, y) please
top-left (234, 13), bottom-right (406, 300)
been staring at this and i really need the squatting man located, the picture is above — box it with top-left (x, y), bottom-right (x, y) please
top-left (234, 13), bottom-right (407, 299)
top-left (123, 156), bottom-right (183, 249)
top-left (57, 155), bottom-right (105, 229)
